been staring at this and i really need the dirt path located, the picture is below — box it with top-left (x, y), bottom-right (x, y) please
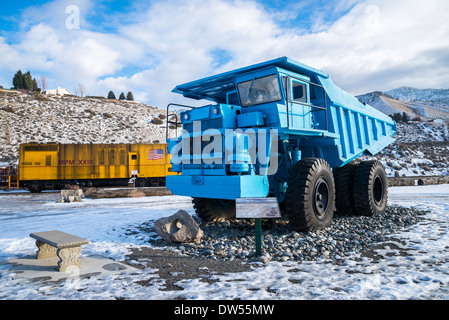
top-left (126, 247), bottom-right (253, 292)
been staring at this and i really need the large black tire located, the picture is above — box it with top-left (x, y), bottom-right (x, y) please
top-left (285, 158), bottom-right (335, 232)
top-left (333, 162), bottom-right (358, 215)
top-left (353, 160), bottom-right (388, 216)
top-left (192, 198), bottom-right (236, 222)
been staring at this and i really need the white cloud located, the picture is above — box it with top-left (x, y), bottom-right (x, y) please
top-left (267, 0), bottom-right (449, 94)
top-left (100, 0), bottom-right (288, 105)
top-left (99, 0), bottom-right (449, 104)
top-left (1, 0), bottom-right (448, 105)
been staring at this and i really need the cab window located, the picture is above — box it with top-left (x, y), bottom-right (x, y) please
top-left (237, 74), bottom-right (281, 107)
top-left (291, 80), bottom-right (307, 103)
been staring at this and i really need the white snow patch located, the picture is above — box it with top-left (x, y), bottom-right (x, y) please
top-left (1, 186), bottom-right (449, 300)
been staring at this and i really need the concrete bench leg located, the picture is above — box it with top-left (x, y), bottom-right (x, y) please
top-left (35, 240), bottom-right (57, 259)
top-left (57, 247), bottom-right (82, 272)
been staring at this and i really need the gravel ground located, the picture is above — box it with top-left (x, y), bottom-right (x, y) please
top-left (124, 205), bottom-right (429, 287)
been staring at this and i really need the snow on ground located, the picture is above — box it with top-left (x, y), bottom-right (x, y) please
top-left (0, 185), bottom-right (448, 300)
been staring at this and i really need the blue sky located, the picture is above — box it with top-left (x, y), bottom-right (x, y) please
top-left (0, 1), bottom-right (358, 33)
top-left (0, 0), bottom-right (448, 107)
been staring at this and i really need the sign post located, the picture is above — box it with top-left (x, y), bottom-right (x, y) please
top-left (236, 197), bottom-right (281, 256)
top-left (255, 218), bottom-right (262, 256)
top-left (130, 170), bottom-right (138, 187)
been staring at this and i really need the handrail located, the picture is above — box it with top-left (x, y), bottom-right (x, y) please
top-left (285, 76), bottom-right (328, 131)
top-left (165, 103), bottom-right (196, 140)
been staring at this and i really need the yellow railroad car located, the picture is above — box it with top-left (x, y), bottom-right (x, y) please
top-left (19, 143), bottom-right (178, 192)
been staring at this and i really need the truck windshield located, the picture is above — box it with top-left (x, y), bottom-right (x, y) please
top-left (237, 74), bottom-right (281, 107)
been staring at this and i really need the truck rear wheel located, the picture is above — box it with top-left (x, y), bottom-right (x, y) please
top-left (192, 198), bottom-right (236, 222)
top-left (285, 158), bottom-right (335, 232)
top-left (333, 162), bottom-right (357, 215)
top-left (353, 160), bottom-right (388, 216)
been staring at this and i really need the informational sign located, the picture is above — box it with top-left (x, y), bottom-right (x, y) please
top-left (131, 170), bottom-right (138, 175)
top-left (236, 197), bottom-right (282, 219)
top-left (236, 197), bottom-right (282, 257)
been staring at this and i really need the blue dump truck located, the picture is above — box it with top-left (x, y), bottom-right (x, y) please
top-left (165, 57), bottom-right (396, 232)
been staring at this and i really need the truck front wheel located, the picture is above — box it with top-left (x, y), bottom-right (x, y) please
top-left (285, 158), bottom-right (335, 232)
top-left (192, 198), bottom-right (236, 222)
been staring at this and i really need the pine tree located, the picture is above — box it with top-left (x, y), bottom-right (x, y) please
top-left (107, 91), bottom-right (116, 99)
top-left (12, 70), bottom-right (39, 91)
top-left (12, 70), bottom-right (24, 89)
top-left (402, 112), bottom-right (409, 123)
top-left (32, 78), bottom-right (39, 92)
top-left (119, 92), bottom-right (125, 100)
top-left (23, 71), bottom-right (33, 90)
top-left (391, 113), bottom-right (402, 122)
top-left (126, 91), bottom-right (134, 101)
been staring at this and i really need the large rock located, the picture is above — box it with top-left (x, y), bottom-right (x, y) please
top-left (84, 187), bottom-right (145, 199)
top-left (84, 187), bottom-right (171, 199)
top-left (56, 189), bottom-right (83, 203)
top-left (154, 210), bottom-right (203, 243)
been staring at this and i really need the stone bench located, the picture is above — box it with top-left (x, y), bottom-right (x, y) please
top-left (29, 230), bottom-right (89, 272)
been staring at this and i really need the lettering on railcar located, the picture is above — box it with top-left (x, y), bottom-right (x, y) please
top-left (58, 160), bottom-right (94, 165)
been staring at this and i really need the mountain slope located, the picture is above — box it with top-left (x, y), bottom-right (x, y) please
top-left (375, 122), bottom-right (449, 177)
top-left (1, 88), bottom-right (449, 178)
top-left (0, 90), bottom-right (174, 163)
top-left (386, 87), bottom-right (449, 106)
top-left (357, 87), bottom-right (449, 121)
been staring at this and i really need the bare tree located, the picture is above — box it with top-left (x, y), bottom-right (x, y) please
top-left (77, 83), bottom-right (85, 97)
top-left (40, 75), bottom-right (47, 92)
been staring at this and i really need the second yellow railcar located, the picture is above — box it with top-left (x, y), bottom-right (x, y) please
top-left (19, 143), bottom-right (178, 192)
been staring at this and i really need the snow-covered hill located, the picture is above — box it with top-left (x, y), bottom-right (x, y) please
top-left (357, 89), bottom-right (449, 121)
top-left (1, 88), bottom-right (449, 178)
top-left (0, 90), bottom-right (175, 163)
top-left (386, 87), bottom-right (449, 107)
top-left (355, 87), bottom-right (449, 177)
top-left (375, 122), bottom-right (449, 177)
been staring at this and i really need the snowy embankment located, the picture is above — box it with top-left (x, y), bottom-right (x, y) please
top-left (0, 185), bottom-right (448, 300)
top-left (0, 90), bottom-right (173, 163)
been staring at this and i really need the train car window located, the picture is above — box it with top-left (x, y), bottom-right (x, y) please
top-left (99, 149), bottom-right (105, 165)
top-left (109, 149), bottom-right (116, 165)
top-left (131, 154), bottom-right (137, 160)
top-left (24, 145), bottom-right (58, 152)
top-left (46, 155), bottom-right (51, 166)
top-left (119, 149), bottom-right (126, 165)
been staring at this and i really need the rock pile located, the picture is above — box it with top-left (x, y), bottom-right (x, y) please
top-left (140, 205), bottom-right (428, 263)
